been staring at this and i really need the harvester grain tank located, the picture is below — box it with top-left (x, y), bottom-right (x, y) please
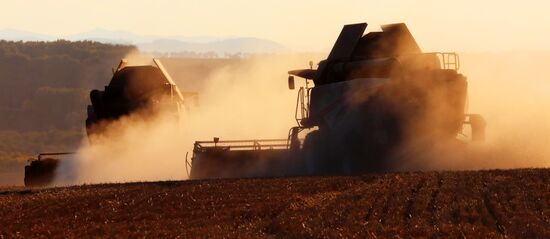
top-left (86, 59), bottom-right (185, 138)
top-left (189, 22), bottom-right (486, 179)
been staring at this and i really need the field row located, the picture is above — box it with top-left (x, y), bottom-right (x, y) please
top-left (0, 169), bottom-right (548, 238)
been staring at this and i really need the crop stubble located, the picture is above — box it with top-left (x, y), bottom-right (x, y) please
top-left (0, 169), bottom-right (548, 238)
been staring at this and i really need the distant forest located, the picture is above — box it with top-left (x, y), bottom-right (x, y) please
top-left (0, 40), bottom-right (135, 162)
top-left (0, 40), bottom-right (136, 131)
top-left (0, 40), bottom-right (242, 165)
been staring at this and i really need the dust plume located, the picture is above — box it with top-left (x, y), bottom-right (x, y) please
top-left (54, 54), bottom-right (321, 185)
top-left (55, 51), bottom-right (550, 185)
top-left (393, 52), bottom-right (550, 171)
top-left (463, 52), bottom-right (550, 168)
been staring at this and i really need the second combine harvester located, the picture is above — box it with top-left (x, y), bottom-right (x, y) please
top-left (190, 22), bottom-right (486, 178)
top-left (24, 59), bottom-right (188, 186)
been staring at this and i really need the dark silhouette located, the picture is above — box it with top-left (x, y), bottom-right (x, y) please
top-left (190, 22), bottom-right (486, 179)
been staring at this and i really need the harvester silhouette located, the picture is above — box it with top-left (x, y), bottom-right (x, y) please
top-left (24, 59), bottom-right (189, 186)
top-left (189, 22), bottom-right (486, 178)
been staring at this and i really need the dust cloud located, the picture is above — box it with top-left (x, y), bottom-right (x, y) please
top-left (464, 52), bottom-right (550, 168)
top-left (54, 54), bottom-right (321, 185)
top-left (55, 51), bottom-right (550, 185)
top-left (394, 52), bottom-right (550, 171)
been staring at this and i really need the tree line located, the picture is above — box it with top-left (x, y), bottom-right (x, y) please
top-left (0, 40), bottom-right (135, 163)
top-left (0, 40), bottom-right (136, 131)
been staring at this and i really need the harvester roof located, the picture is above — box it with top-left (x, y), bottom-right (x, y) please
top-left (289, 22), bottom-right (423, 85)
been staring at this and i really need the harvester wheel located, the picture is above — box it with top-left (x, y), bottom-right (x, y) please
top-left (302, 130), bottom-right (329, 175)
top-left (24, 158), bottom-right (59, 187)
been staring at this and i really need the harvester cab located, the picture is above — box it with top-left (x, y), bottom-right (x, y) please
top-left (190, 22), bottom-right (486, 179)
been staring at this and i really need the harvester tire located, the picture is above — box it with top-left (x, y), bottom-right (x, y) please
top-left (24, 158), bottom-right (59, 187)
top-left (302, 130), bottom-right (328, 175)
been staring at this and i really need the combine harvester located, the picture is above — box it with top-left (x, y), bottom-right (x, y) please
top-left (189, 22), bottom-right (486, 179)
top-left (24, 59), bottom-right (190, 186)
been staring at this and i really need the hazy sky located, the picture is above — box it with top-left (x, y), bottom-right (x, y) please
top-left (2, 0), bottom-right (549, 51)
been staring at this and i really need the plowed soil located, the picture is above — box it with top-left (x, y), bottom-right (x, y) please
top-left (1, 169), bottom-right (549, 238)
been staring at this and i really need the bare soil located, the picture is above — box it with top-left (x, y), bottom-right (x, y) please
top-left (0, 169), bottom-right (549, 238)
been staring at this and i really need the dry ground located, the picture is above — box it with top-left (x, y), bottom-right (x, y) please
top-left (0, 169), bottom-right (549, 238)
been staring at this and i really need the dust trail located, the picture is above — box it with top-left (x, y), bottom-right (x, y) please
top-left (462, 52), bottom-right (550, 168)
top-left (55, 51), bottom-right (550, 185)
top-left (55, 54), bottom-right (321, 185)
top-left (395, 52), bottom-right (550, 171)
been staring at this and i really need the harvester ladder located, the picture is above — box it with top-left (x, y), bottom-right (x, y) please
top-left (295, 87), bottom-right (311, 126)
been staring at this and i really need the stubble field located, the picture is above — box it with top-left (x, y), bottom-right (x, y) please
top-left (0, 169), bottom-right (548, 238)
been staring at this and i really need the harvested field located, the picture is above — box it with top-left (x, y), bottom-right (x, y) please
top-left (0, 169), bottom-right (549, 238)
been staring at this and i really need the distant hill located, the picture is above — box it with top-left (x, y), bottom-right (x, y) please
top-left (138, 38), bottom-right (287, 54)
top-left (0, 28), bottom-right (288, 54)
top-left (0, 29), bottom-right (54, 41)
